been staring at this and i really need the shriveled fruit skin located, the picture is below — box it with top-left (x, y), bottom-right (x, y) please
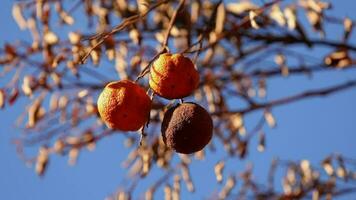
top-left (149, 53), bottom-right (199, 99)
top-left (161, 102), bottom-right (213, 154)
top-left (97, 80), bottom-right (151, 131)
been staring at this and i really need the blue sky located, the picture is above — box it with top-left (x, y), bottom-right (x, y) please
top-left (1, 0), bottom-right (356, 199)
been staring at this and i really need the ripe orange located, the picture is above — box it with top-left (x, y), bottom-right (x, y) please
top-left (149, 53), bottom-right (199, 99)
top-left (97, 80), bottom-right (151, 131)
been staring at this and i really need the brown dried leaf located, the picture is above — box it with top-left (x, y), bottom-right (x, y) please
top-left (324, 50), bottom-right (352, 68)
top-left (49, 93), bottom-right (59, 112)
top-left (257, 131), bottom-right (265, 152)
top-left (284, 6), bottom-right (297, 30)
top-left (270, 5), bottom-right (286, 26)
top-left (8, 88), bottom-right (19, 105)
top-left (68, 148), bottom-right (79, 166)
top-left (230, 114), bottom-right (243, 131)
top-left (237, 141), bottom-right (247, 158)
top-left (219, 176), bottom-right (236, 199)
top-left (215, 3), bottom-right (225, 34)
top-left (36, 146), bottom-right (49, 176)
top-left (27, 98), bottom-right (43, 128)
top-left (145, 187), bottom-right (154, 200)
top-left (60, 10), bottom-right (74, 25)
top-left (258, 78), bottom-right (266, 98)
top-left (53, 139), bottom-right (65, 154)
top-left (322, 157), bottom-right (334, 176)
top-left (191, 2), bottom-right (200, 23)
top-left (343, 17), bottom-right (353, 42)
top-left (0, 89), bottom-right (5, 109)
top-left (141, 150), bottom-right (151, 177)
top-left (226, 2), bottom-right (257, 15)
top-left (68, 32), bottom-right (82, 45)
top-left (12, 4), bottom-right (27, 30)
top-left (129, 29), bottom-right (140, 45)
top-left (275, 54), bottom-right (289, 77)
top-left (214, 161), bottom-right (225, 183)
top-left (181, 164), bottom-right (194, 192)
top-left (44, 31), bottom-right (59, 45)
top-left (264, 110), bottom-right (276, 128)
top-left (249, 11), bottom-right (259, 29)
top-left (117, 191), bottom-right (128, 200)
top-left (164, 184), bottom-right (172, 200)
top-left (172, 175), bottom-right (181, 200)
top-left (71, 101), bottom-right (80, 126)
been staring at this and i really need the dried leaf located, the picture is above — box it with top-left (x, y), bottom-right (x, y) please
top-left (164, 184), bottom-right (172, 200)
top-left (258, 78), bottom-right (266, 98)
top-left (226, 2), bottom-right (257, 15)
top-left (306, 10), bottom-right (324, 35)
top-left (219, 176), bottom-right (236, 199)
top-left (129, 29), bottom-right (140, 45)
top-left (155, 32), bottom-right (165, 44)
top-left (12, 4), bottom-right (27, 30)
top-left (257, 132), bottom-right (265, 152)
top-left (284, 6), bottom-right (297, 30)
top-left (0, 89), bottom-right (5, 109)
top-left (181, 164), bottom-right (194, 192)
top-left (68, 148), bottom-right (79, 166)
top-left (44, 31), bottom-right (59, 45)
top-left (60, 10), bottom-right (74, 25)
top-left (237, 141), bottom-right (247, 158)
top-left (343, 17), bottom-right (353, 42)
top-left (36, 146), bottom-right (49, 176)
top-left (249, 11), bottom-right (259, 29)
top-left (145, 187), bottom-right (154, 200)
top-left (141, 150), bottom-right (151, 177)
top-left (8, 88), bottom-right (19, 105)
top-left (270, 5), bottom-right (286, 26)
top-left (336, 156), bottom-right (347, 180)
top-left (172, 175), bottom-right (181, 200)
top-left (215, 3), bottom-right (225, 34)
top-left (275, 54), bottom-right (289, 76)
top-left (59, 95), bottom-right (69, 109)
top-left (71, 101), bottom-right (80, 126)
top-left (264, 110), bottom-right (276, 128)
top-left (214, 161), bottom-right (225, 183)
top-left (54, 139), bottom-right (65, 154)
top-left (77, 89), bottom-right (89, 98)
top-left (117, 191), bottom-right (128, 200)
top-left (322, 157), bottom-right (334, 176)
top-left (203, 85), bottom-right (216, 112)
top-left (27, 98), bottom-right (43, 128)
top-left (230, 113), bottom-right (243, 131)
top-left (312, 190), bottom-right (320, 200)
top-left (194, 150), bottom-right (205, 160)
top-left (49, 93), bottom-right (59, 112)
top-left (324, 50), bottom-right (352, 68)
top-left (191, 2), bottom-right (199, 23)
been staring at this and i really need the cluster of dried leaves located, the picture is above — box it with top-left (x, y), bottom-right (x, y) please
top-left (1, 0), bottom-right (356, 199)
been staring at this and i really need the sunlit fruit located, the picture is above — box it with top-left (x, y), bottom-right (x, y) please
top-left (149, 53), bottom-right (199, 99)
top-left (161, 102), bottom-right (213, 154)
top-left (97, 80), bottom-right (151, 131)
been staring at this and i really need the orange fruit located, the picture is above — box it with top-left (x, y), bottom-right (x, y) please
top-left (149, 53), bottom-right (199, 99)
top-left (97, 80), bottom-right (151, 131)
top-left (161, 102), bottom-right (213, 154)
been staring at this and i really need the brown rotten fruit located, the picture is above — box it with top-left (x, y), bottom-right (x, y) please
top-left (161, 102), bottom-right (213, 154)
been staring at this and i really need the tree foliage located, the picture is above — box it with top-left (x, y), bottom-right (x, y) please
top-left (1, 0), bottom-right (356, 199)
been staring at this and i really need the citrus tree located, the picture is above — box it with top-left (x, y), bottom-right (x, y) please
top-left (1, 0), bottom-right (356, 199)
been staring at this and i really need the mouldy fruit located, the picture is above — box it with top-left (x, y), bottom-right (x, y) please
top-left (97, 80), bottom-right (151, 131)
top-left (149, 53), bottom-right (199, 99)
top-left (161, 102), bottom-right (213, 154)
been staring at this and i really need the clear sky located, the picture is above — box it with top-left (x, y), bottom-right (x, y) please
top-left (1, 0), bottom-right (356, 199)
